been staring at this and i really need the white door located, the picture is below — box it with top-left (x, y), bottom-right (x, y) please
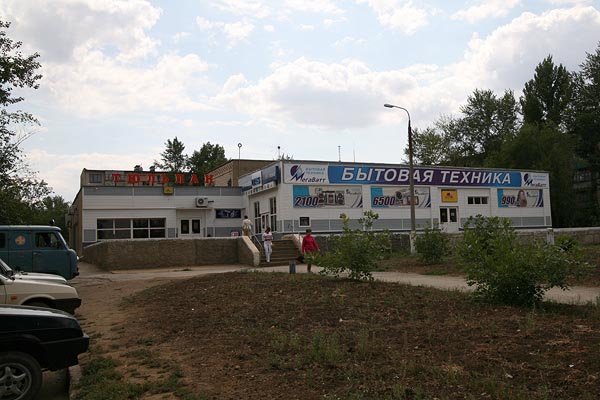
top-left (439, 207), bottom-right (459, 232)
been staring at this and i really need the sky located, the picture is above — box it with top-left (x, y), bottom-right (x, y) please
top-left (2, 0), bottom-right (600, 201)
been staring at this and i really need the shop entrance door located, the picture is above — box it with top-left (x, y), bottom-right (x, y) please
top-left (439, 207), bottom-right (459, 232)
top-left (179, 216), bottom-right (204, 237)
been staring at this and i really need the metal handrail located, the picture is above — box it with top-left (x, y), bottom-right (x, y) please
top-left (251, 233), bottom-right (264, 253)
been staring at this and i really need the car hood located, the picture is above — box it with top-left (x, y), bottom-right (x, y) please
top-left (12, 271), bottom-right (68, 283)
top-left (0, 305), bottom-right (82, 335)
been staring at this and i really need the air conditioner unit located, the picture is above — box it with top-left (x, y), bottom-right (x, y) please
top-left (196, 197), bottom-right (210, 207)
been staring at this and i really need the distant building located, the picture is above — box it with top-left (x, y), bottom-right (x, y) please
top-left (209, 159), bottom-right (273, 187)
top-left (573, 164), bottom-right (600, 224)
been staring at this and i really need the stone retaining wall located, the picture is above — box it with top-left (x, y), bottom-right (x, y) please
top-left (83, 237), bottom-right (259, 270)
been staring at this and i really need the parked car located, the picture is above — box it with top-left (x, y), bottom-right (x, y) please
top-left (0, 269), bottom-right (81, 314)
top-left (0, 305), bottom-right (89, 400)
top-left (0, 225), bottom-right (79, 280)
top-left (0, 257), bottom-right (67, 284)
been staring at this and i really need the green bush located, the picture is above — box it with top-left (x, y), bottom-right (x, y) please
top-left (315, 211), bottom-right (391, 281)
top-left (458, 215), bottom-right (586, 306)
top-left (414, 225), bottom-right (449, 264)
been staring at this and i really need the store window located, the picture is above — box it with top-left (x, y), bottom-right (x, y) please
top-left (181, 220), bottom-right (189, 234)
top-left (299, 217), bottom-right (310, 227)
top-left (467, 196), bottom-right (488, 205)
top-left (89, 173), bottom-right (102, 184)
top-left (97, 218), bottom-right (166, 240)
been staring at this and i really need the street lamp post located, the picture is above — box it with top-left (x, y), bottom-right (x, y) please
top-left (384, 103), bottom-right (416, 253)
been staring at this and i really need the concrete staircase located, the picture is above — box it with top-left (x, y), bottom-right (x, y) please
top-left (259, 238), bottom-right (301, 267)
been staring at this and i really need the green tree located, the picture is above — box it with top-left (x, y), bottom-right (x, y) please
top-left (0, 20), bottom-right (49, 224)
top-left (32, 195), bottom-right (71, 239)
top-left (407, 127), bottom-right (450, 165)
top-left (187, 142), bottom-right (227, 184)
top-left (153, 137), bottom-right (188, 172)
top-left (434, 89), bottom-right (519, 167)
top-left (520, 55), bottom-right (572, 127)
top-left (570, 43), bottom-right (600, 225)
top-left (458, 215), bottom-right (585, 306)
top-left (315, 211), bottom-right (391, 281)
top-left (497, 123), bottom-right (576, 227)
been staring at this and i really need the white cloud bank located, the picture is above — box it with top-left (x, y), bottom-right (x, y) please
top-left (217, 6), bottom-right (600, 129)
top-left (452, 0), bottom-right (522, 23)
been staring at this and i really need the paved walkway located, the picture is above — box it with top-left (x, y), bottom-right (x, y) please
top-left (76, 262), bottom-right (600, 306)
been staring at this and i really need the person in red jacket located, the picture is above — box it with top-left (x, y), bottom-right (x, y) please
top-left (301, 228), bottom-right (320, 273)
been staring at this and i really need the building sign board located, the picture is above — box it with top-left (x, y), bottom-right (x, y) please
top-left (284, 163), bottom-right (549, 188)
top-left (293, 186), bottom-right (362, 208)
top-left (371, 187), bottom-right (431, 208)
top-left (497, 189), bottom-right (544, 208)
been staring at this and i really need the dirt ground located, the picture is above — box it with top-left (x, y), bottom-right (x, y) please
top-left (72, 271), bottom-right (600, 400)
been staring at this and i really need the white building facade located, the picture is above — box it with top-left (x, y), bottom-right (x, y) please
top-left (240, 161), bottom-right (552, 235)
top-left (70, 162), bottom-right (551, 253)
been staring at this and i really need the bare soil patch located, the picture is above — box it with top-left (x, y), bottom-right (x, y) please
top-left (78, 271), bottom-right (600, 400)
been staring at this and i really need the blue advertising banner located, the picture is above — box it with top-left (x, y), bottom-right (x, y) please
top-left (371, 187), bottom-right (431, 208)
top-left (283, 163), bottom-right (548, 188)
top-left (328, 166), bottom-right (524, 187)
top-left (497, 189), bottom-right (544, 208)
top-left (293, 186), bottom-right (362, 208)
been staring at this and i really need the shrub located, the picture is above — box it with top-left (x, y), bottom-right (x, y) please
top-left (315, 211), bottom-right (391, 281)
top-left (414, 225), bottom-right (449, 264)
top-left (458, 215), bottom-right (586, 306)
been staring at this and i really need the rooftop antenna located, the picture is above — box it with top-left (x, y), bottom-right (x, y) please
top-left (338, 145), bottom-right (341, 162)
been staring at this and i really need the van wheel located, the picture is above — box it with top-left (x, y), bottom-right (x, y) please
top-left (0, 351), bottom-right (42, 400)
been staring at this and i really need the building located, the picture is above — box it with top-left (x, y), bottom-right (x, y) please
top-left (240, 161), bottom-right (552, 235)
top-left (209, 159), bottom-right (273, 187)
top-left (69, 161), bottom-right (552, 255)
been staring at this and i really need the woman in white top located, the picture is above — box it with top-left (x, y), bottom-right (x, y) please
top-left (262, 227), bottom-right (273, 263)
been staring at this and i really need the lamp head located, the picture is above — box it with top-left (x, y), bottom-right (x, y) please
top-left (384, 103), bottom-right (394, 108)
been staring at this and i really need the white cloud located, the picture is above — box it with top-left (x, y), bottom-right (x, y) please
top-left (357, 0), bottom-right (431, 34)
top-left (173, 31), bottom-right (190, 43)
top-left (284, 0), bottom-right (344, 15)
top-left (211, 0), bottom-right (272, 19)
top-left (264, 24), bottom-right (275, 32)
top-left (300, 24), bottom-right (315, 31)
top-left (332, 36), bottom-right (366, 47)
top-left (452, 0), bottom-right (522, 23)
top-left (196, 16), bottom-right (255, 47)
top-left (215, 6), bottom-right (600, 130)
top-left (0, 0), bottom-right (161, 62)
top-left (43, 51), bottom-right (213, 117)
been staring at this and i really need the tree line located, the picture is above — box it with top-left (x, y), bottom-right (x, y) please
top-left (409, 45), bottom-right (600, 227)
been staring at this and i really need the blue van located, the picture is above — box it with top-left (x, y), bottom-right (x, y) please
top-left (0, 226), bottom-right (79, 280)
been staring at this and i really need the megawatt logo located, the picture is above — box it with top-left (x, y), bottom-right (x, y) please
top-left (290, 165), bottom-right (305, 181)
top-left (523, 173), bottom-right (533, 186)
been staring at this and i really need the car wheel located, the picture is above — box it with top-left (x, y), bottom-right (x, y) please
top-left (23, 301), bottom-right (50, 309)
top-left (0, 351), bottom-right (42, 400)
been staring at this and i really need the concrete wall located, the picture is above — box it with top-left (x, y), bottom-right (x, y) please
top-left (83, 237), bottom-right (259, 270)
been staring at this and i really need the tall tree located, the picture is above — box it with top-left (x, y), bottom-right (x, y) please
top-left (520, 55), bottom-right (572, 127)
top-left (153, 137), bottom-right (188, 172)
top-left (434, 89), bottom-right (519, 167)
top-left (187, 142), bottom-right (227, 185)
top-left (407, 127), bottom-right (451, 165)
top-left (0, 20), bottom-right (49, 224)
top-left (570, 43), bottom-right (600, 225)
top-left (497, 123), bottom-right (576, 227)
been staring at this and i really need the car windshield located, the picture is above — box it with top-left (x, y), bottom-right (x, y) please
top-left (0, 259), bottom-right (15, 278)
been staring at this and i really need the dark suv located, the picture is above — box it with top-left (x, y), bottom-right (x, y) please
top-left (0, 305), bottom-right (89, 400)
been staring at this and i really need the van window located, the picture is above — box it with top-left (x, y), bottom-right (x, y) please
top-left (0, 233), bottom-right (5, 248)
top-left (35, 232), bottom-right (62, 249)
